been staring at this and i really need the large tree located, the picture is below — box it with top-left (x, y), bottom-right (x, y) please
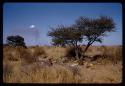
top-left (48, 16), bottom-right (115, 61)
top-left (6, 35), bottom-right (27, 48)
top-left (75, 16), bottom-right (115, 60)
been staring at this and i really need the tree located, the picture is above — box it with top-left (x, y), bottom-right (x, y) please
top-left (6, 35), bottom-right (27, 48)
top-left (48, 25), bottom-right (83, 59)
top-left (48, 16), bottom-right (115, 61)
top-left (75, 16), bottom-right (115, 60)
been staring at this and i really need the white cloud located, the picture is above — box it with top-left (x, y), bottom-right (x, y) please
top-left (29, 25), bottom-right (35, 28)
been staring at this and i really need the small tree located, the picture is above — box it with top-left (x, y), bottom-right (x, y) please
top-left (75, 16), bottom-right (115, 60)
top-left (6, 35), bottom-right (27, 48)
top-left (48, 25), bottom-right (83, 59)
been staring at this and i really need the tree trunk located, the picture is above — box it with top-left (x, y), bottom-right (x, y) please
top-left (73, 41), bottom-right (80, 60)
top-left (83, 43), bottom-right (91, 54)
top-left (75, 47), bottom-right (79, 60)
top-left (79, 42), bottom-right (91, 61)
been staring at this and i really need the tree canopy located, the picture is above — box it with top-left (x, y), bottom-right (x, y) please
top-left (48, 25), bottom-right (83, 47)
top-left (75, 16), bottom-right (115, 54)
top-left (6, 35), bottom-right (27, 48)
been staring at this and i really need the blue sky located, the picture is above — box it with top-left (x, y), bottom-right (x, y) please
top-left (3, 3), bottom-right (122, 46)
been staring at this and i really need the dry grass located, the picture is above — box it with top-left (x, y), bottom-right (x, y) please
top-left (3, 61), bottom-right (122, 83)
top-left (3, 46), bottom-right (37, 63)
top-left (84, 45), bottom-right (122, 63)
top-left (3, 45), bottom-right (122, 83)
top-left (3, 61), bottom-right (80, 83)
top-left (44, 46), bottom-right (66, 60)
top-left (28, 46), bottom-right (46, 59)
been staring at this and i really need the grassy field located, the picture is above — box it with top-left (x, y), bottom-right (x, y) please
top-left (3, 45), bottom-right (122, 83)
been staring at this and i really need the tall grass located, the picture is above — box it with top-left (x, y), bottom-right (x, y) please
top-left (3, 45), bottom-right (122, 83)
top-left (3, 46), bottom-right (37, 63)
top-left (3, 62), bottom-right (81, 83)
top-left (3, 61), bottom-right (122, 83)
top-left (44, 46), bottom-right (66, 60)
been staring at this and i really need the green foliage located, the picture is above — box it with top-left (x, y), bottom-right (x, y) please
top-left (74, 16), bottom-right (115, 57)
top-left (48, 25), bottom-right (83, 47)
top-left (6, 35), bottom-right (27, 48)
top-left (52, 38), bottom-right (65, 46)
top-left (75, 16), bottom-right (115, 45)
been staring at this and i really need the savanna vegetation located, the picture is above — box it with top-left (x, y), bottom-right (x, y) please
top-left (3, 16), bottom-right (122, 83)
top-left (3, 45), bottom-right (122, 83)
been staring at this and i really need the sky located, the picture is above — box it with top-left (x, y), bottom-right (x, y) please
top-left (3, 3), bottom-right (122, 46)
